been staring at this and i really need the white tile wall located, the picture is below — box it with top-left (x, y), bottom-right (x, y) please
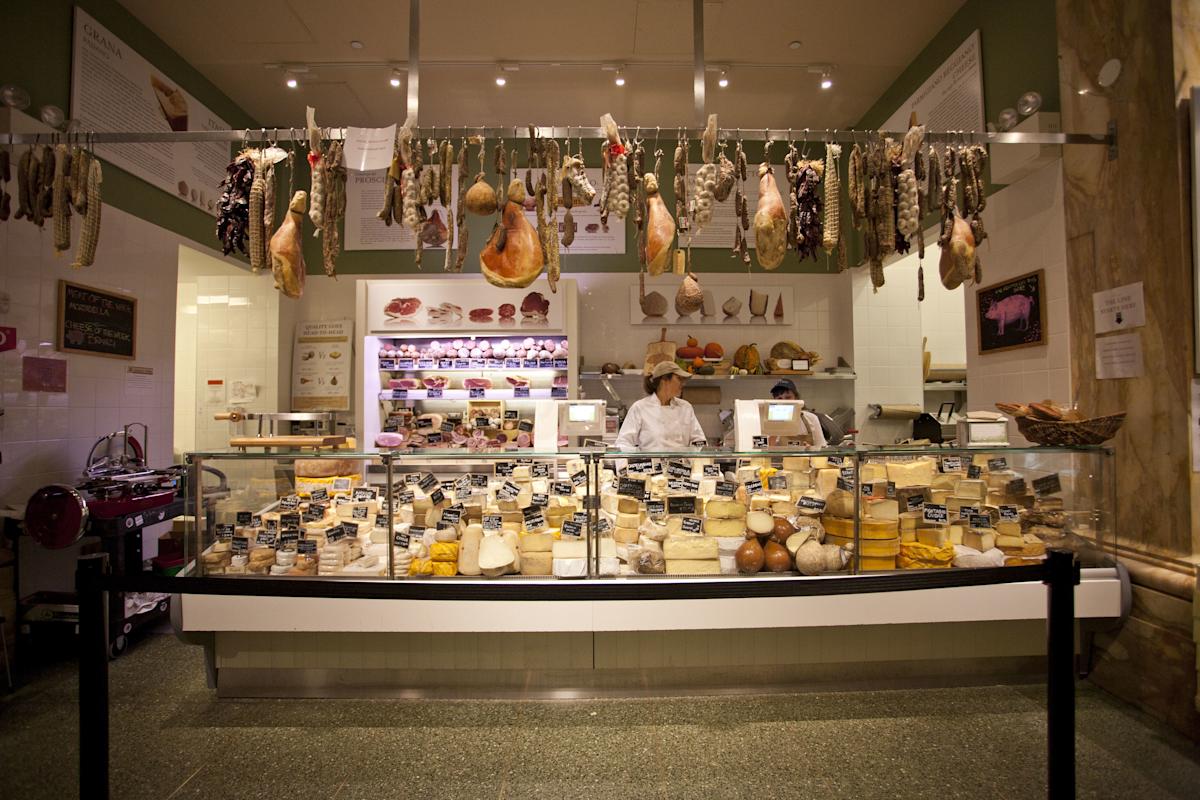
top-left (965, 159), bottom-right (1071, 443)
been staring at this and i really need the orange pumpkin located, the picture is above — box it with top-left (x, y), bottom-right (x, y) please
top-left (686, 335), bottom-right (699, 348)
top-left (692, 356), bottom-right (705, 368)
top-left (704, 342), bottom-right (724, 359)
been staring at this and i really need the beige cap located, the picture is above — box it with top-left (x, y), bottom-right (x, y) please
top-left (649, 361), bottom-right (693, 380)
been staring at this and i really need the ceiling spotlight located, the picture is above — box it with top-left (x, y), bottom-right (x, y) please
top-left (349, 40), bottom-right (364, 50)
top-left (285, 71), bottom-right (299, 89)
top-left (495, 74), bottom-right (507, 87)
top-left (789, 40), bottom-right (803, 50)
top-left (820, 71), bottom-right (832, 90)
top-left (614, 70), bottom-right (626, 87)
top-left (718, 69), bottom-right (729, 88)
top-left (389, 68), bottom-right (403, 88)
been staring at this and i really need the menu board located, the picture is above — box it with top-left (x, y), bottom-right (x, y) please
top-left (70, 9), bottom-right (232, 216)
top-left (344, 166), bottom-right (459, 251)
top-left (292, 319), bottom-right (352, 411)
top-left (57, 280), bottom-right (136, 359)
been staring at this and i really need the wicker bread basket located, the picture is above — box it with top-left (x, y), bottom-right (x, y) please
top-left (1013, 413), bottom-right (1125, 446)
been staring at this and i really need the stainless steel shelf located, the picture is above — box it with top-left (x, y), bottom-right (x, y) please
top-left (579, 372), bottom-right (855, 382)
top-left (924, 381), bottom-right (968, 392)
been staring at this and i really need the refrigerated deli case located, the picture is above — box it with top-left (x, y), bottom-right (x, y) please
top-left (177, 445), bottom-right (1126, 696)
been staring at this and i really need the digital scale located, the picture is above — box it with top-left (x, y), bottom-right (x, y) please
top-left (733, 399), bottom-right (822, 450)
top-left (533, 400), bottom-right (607, 449)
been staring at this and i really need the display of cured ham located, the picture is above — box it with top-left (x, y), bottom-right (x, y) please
top-left (520, 291), bottom-right (550, 319)
top-left (387, 378), bottom-right (422, 390)
top-left (463, 378), bottom-right (494, 390)
top-left (384, 297), bottom-right (422, 318)
top-left (468, 307), bottom-right (494, 322)
top-left (753, 146), bottom-right (787, 270)
top-left (480, 179), bottom-right (544, 289)
top-left (422, 376), bottom-right (450, 390)
top-left (552, 375), bottom-right (568, 388)
top-left (505, 375), bottom-right (532, 388)
top-left (269, 190), bottom-right (308, 299)
top-left (643, 172), bottom-right (674, 275)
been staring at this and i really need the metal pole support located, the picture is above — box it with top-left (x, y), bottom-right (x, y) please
top-left (1044, 548), bottom-right (1080, 799)
top-left (77, 552), bottom-right (111, 800)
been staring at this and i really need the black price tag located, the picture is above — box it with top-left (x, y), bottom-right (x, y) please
top-left (594, 518), bottom-right (613, 535)
top-left (297, 540), bottom-right (317, 555)
top-left (236, 511), bottom-right (252, 525)
top-left (1006, 477), bottom-right (1028, 496)
top-left (426, 388), bottom-right (444, 399)
top-left (417, 359), bottom-right (435, 369)
top-left (393, 490), bottom-right (414, 506)
top-left (310, 487), bottom-right (329, 502)
top-left (969, 514), bottom-right (992, 529)
top-left (429, 489), bottom-right (445, 506)
top-left (840, 466), bottom-right (856, 482)
top-left (409, 526), bottom-right (427, 539)
top-left (923, 503), bottom-right (949, 524)
top-left (1032, 473), bottom-right (1062, 496)
top-left (523, 359), bottom-right (538, 369)
top-left (454, 475), bottom-right (472, 492)
top-left (523, 513), bottom-right (547, 530)
top-left (415, 416), bottom-right (434, 430)
top-left (681, 516), bottom-right (703, 534)
top-left (958, 505), bottom-right (981, 518)
top-left (470, 473), bottom-right (490, 487)
top-left (279, 530), bottom-right (299, 547)
top-left (375, 514), bottom-right (390, 528)
top-left (281, 513), bottom-right (300, 529)
top-left (538, 358), bottom-right (552, 369)
top-left (302, 510), bottom-right (323, 523)
top-left (279, 495), bottom-right (300, 510)
top-left (827, 455), bottom-right (845, 467)
top-left (454, 359), bottom-right (471, 369)
top-left (352, 487), bottom-right (377, 501)
top-left (513, 386), bottom-right (530, 398)
top-left (352, 506), bottom-right (369, 520)
top-left (618, 477), bottom-right (646, 498)
top-left (561, 520), bottom-right (583, 537)
top-left (326, 525), bottom-right (346, 543)
top-left (715, 481), bottom-right (738, 498)
top-left (886, 482), bottom-right (896, 498)
top-left (469, 387), bottom-right (486, 399)
top-left (440, 421), bottom-right (455, 433)
top-left (967, 464), bottom-right (983, 480)
top-left (571, 470), bottom-right (588, 487)
top-left (627, 458), bottom-right (653, 474)
top-left (988, 457), bottom-right (1009, 471)
top-left (266, 517), bottom-right (279, 532)
top-left (393, 531), bottom-right (410, 549)
top-left (752, 435), bottom-right (769, 449)
top-left (504, 410), bottom-right (520, 420)
top-left (396, 358), bottom-right (413, 369)
top-left (861, 482), bottom-right (875, 497)
top-left (438, 359), bottom-right (453, 369)
top-left (744, 479), bottom-right (764, 495)
top-left (310, 502), bottom-right (329, 517)
top-left (646, 500), bottom-right (665, 517)
top-left (469, 359), bottom-right (485, 369)
top-left (250, 514), bottom-right (263, 529)
top-left (504, 358), bottom-right (521, 369)
top-left (554, 358), bottom-right (568, 369)
top-left (665, 461), bottom-right (691, 478)
top-left (483, 514), bottom-right (502, 531)
top-left (551, 386), bottom-right (567, 399)
top-left (379, 358), bottom-right (396, 370)
top-left (231, 536), bottom-right (249, 553)
top-left (999, 504), bottom-right (1020, 521)
top-left (941, 456), bottom-right (963, 473)
top-left (532, 462), bottom-right (551, 478)
top-left (905, 494), bottom-right (925, 512)
top-left (552, 481), bottom-right (573, 496)
top-left (498, 480), bottom-right (522, 500)
top-left (474, 417), bottom-right (492, 428)
top-left (425, 432), bottom-right (444, 445)
top-left (703, 464), bottom-right (722, 478)
top-left (768, 475), bottom-right (789, 491)
top-left (836, 477), bottom-right (854, 492)
top-left (441, 508), bottom-right (463, 525)
top-left (391, 389), bottom-right (409, 400)
top-left (255, 531), bottom-right (276, 547)
top-left (418, 473), bottom-right (439, 491)
top-left (405, 473), bottom-right (422, 484)
top-left (495, 462), bottom-right (515, 477)
top-left (530, 493), bottom-right (549, 508)
top-left (798, 495), bottom-right (827, 512)
top-left (668, 496), bottom-right (697, 515)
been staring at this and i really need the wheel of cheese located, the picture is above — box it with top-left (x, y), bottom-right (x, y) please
top-left (295, 459), bottom-right (363, 478)
top-left (859, 555), bottom-right (898, 571)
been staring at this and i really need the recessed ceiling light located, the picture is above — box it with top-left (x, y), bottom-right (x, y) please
top-left (389, 68), bottom-right (403, 88)
top-left (820, 70), bottom-right (832, 90)
top-left (789, 40), bottom-right (803, 50)
top-left (285, 71), bottom-right (299, 89)
top-left (614, 70), bottom-right (625, 87)
top-left (495, 74), bottom-right (507, 87)
top-left (718, 69), bottom-right (729, 88)
top-left (349, 40), bottom-right (364, 49)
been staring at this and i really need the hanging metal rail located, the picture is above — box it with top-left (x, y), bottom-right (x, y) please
top-left (3, 127), bottom-right (1111, 147)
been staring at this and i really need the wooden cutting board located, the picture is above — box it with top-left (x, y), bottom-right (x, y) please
top-left (644, 327), bottom-right (676, 374)
top-left (229, 436), bottom-right (346, 450)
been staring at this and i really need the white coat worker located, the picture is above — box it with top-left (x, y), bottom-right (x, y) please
top-left (614, 361), bottom-right (708, 450)
top-left (769, 378), bottom-right (828, 448)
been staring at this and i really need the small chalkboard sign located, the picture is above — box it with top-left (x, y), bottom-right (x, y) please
top-left (58, 280), bottom-right (137, 359)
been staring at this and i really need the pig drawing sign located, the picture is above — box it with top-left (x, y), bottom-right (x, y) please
top-left (976, 269), bottom-right (1046, 354)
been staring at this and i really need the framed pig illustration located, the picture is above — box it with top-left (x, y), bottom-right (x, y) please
top-left (976, 269), bottom-right (1046, 354)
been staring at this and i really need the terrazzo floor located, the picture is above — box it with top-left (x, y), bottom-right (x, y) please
top-left (1, 634), bottom-right (1198, 799)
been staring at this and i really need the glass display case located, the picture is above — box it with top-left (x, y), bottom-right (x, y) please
top-left (184, 445), bottom-right (1113, 581)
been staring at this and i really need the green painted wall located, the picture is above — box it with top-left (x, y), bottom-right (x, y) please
top-left (1, 0), bottom-right (257, 253)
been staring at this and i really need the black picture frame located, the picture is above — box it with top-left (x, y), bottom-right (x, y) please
top-left (976, 269), bottom-right (1046, 354)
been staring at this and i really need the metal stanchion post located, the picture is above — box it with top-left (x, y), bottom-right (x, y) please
top-left (77, 552), bottom-right (111, 800)
top-left (1044, 548), bottom-right (1080, 800)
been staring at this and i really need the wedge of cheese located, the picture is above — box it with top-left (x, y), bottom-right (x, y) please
top-left (860, 555), bottom-right (897, 571)
top-left (963, 529), bottom-right (996, 552)
top-left (552, 539), bottom-right (588, 559)
top-left (781, 456), bottom-right (811, 471)
top-left (815, 468), bottom-right (840, 498)
top-left (520, 531), bottom-right (554, 552)
top-left (613, 525), bottom-right (640, 544)
top-left (956, 479), bottom-right (988, 501)
top-left (521, 551), bottom-right (553, 575)
top-left (865, 499), bottom-right (900, 522)
top-left (666, 559), bottom-right (722, 575)
top-left (663, 536), bottom-right (719, 560)
top-left (886, 458), bottom-right (937, 488)
top-left (703, 517), bottom-right (746, 537)
top-left (706, 499), bottom-right (747, 519)
top-left (860, 462), bottom-right (888, 483)
top-left (916, 526), bottom-right (951, 547)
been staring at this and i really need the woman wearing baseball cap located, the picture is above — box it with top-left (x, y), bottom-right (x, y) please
top-left (614, 361), bottom-right (708, 450)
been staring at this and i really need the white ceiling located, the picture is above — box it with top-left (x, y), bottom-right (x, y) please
top-left (118, 0), bottom-right (965, 130)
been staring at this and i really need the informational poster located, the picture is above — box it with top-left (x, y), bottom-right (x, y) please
top-left (70, 9), bottom-right (231, 216)
top-left (881, 30), bottom-right (985, 134)
top-left (1095, 332), bottom-right (1144, 380)
top-left (292, 319), bottom-right (353, 411)
top-left (344, 166), bottom-right (458, 251)
top-left (1093, 281), bottom-right (1146, 334)
top-left (124, 366), bottom-right (154, 396)
top-left (365, 279), bottom-right (564, 335)
top-left (514, 168), bottom-right (625, 255)
top-left (686, 163), bottom-right (789, 249)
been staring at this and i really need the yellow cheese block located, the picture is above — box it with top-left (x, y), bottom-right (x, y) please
top-left (781, 456), bottom-right (811, 471)
top-left (825, 489), bottom-right (856, 518)
top-left (815, 468), bottom-right (839, 497)
top-left (705, 500), bottom-right (747, 519)
top-left (770, 500), bottom-right (795, 516)
top-left (899, 511), bottom-right (922, 531)
top-left (949, 525), bottom-right (964, 545)
top-left (785, 470), bottom-right (812, 489)
top-left (898, 540), bottom-right (954, 569)
top-left (810, 456), bottom-right (830, 469)
top-left (520, 532), bottom-right (554, 552)
top-left (860, 555), bottom-right (898, 571)
top-left (429, 541), bottom-right (459, 562)
top-left (865, 499), bottom-right (900, 522)
top-left (512, 466), bottom-right (531, 481)
top-left (860, 462), bottom-right (888, 483)
top-left (928, 488), bottom-right (951, 505)
top-left (916, 526), bottom-right (950, 547)
top-left (821, 515), bottom-right (897, 540)
top-left (823, 532), bottom-right (900, 557)
top-left (749, 495), bottom-right (773, 511)
top-left (821, 515), bottom-right (855, 539)
top-left (995, 520), bottom-right (1021, 538)
top-left (666, 559), bottom-right (723, 575)
top-left (552, 540), bottom-right (588, 559)
top-left (963, 529), bottom-right (996, 552)
top-left (408, 558), bottom-right (434, 575)
top-left (930, 474), bottom-right (958, 491)
top-left (663, 536), bottom-right (719, 560)
top-left (617, 496), bottom-right (641, 514)
top-left (430, 561), bottom-right (457, 577)
top-left (703, 517), bottom-right (746, 537)
top-left (886, 458), bottom-right (938, 488)
top-left (616, 511), bottom-right (643, 529)
top-left (520, 551), bottom-right (553, 575)
top-left (956, 479), bottom-right (988, 501)
top-left (900, 528), bottom-right (917, 543)
top-left (613, 525), bottom-right (640, 544)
